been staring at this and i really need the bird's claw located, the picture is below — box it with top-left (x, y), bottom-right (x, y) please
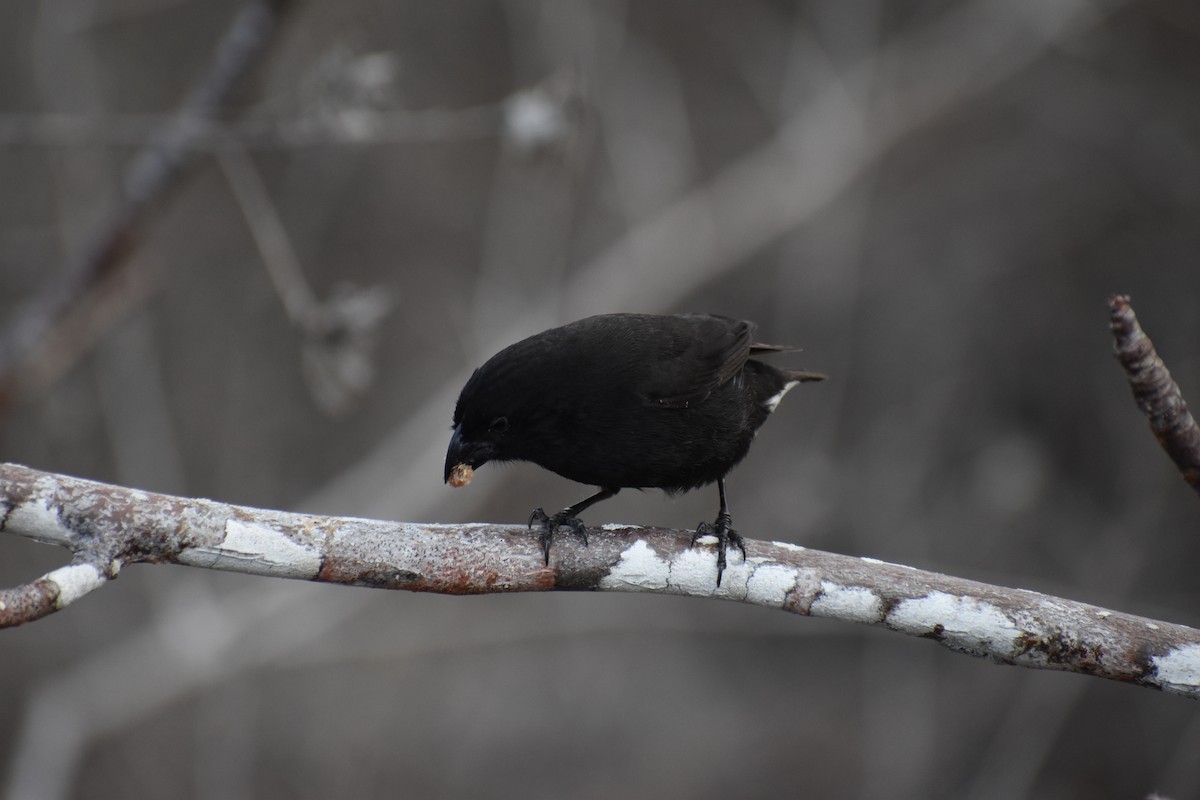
top-left (529, 507), bottom-right (589, 564)
top-left (692, 513), bottom-right (745, 586)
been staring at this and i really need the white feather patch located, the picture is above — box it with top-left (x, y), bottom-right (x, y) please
top-left (764, 380), bottom-right (799, 412)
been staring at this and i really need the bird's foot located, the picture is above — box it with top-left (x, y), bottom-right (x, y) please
top-left (528, 508), bottom-right (590, 564)
top-left (692, 512), bottom-right (745, 587)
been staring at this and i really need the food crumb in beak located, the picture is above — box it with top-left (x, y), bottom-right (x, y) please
top-left (448, 463), bottom-right (474, 487)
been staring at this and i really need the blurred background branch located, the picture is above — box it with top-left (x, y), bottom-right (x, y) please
top-left (0, 0), bottom-right (295, 408)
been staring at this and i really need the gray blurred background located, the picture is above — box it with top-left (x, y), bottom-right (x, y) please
top-left (3, 0), bottom-right (1200, 798)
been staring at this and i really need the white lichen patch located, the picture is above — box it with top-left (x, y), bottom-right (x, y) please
top-left (600, 539), bottom-right (809, 606)
top-left (45, 563), bottom-right (106, 607)
top-left (601, 523), bottom-right (641, 531)
top-left (599, 539), bottom-right (670, 591)
top-left (888, 591), bottom-right (1020, 657)
top-left (744, 563), bottom-right (801, 607)
top-left (598, 538), bottom-right (798, 603)
top-left (6, 499), bottom-right (74, 547)
top-left (1151, 643), bottom-right (1200, 693)
top-left (771, 541), bottom-right (806, 552)
top-left (671, 545), bottom-right (735, 592)
top-left (811, 582), bottom-right (883, 624)
top-left (179, 519), bottom-right (321, 579)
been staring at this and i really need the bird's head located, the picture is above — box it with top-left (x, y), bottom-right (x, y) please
top-left (444, 414), bottom-right (511, 485)
top-left (444, 366), bottom-right (522, 485)
top-left (445, 329), bottom-right (577, 486)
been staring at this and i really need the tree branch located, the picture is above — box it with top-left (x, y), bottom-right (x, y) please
top-left (3, 462), bottom-right (1198, 698)
top-left (1109, 295), bottom-right (1200, 497)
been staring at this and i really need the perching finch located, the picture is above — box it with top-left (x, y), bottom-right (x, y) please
top-left (444, 313), bottom-right (825, 585)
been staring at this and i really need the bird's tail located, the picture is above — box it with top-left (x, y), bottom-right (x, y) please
top-left (749, 342), bottom-right (798, 355)
top-left (750, 343), bottom-right (826, 382)
top-left (785, 369), bottom-right (827, 383)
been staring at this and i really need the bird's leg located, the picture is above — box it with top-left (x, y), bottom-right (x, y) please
top-left (529, 487), bottom-right (620, 564)
top-left (692, 478), bottom-right (746, 586)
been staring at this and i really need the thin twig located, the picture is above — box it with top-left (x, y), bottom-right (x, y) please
top-left (2, 462), bottom-right (1198, 698)
top-left (1109, 294), bottom-right (1200, 496)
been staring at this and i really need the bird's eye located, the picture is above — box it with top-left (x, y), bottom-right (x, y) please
top-left (489, 416), bottom-right (509, 433)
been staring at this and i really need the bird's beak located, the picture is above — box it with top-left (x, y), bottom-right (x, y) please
top-left (444, 425), bottom-right (494, 483)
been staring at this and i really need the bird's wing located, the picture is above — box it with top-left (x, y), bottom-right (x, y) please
top-left (639, 315), bottom-right (754, 409)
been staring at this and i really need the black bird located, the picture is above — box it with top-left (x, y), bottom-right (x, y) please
top-left (444, 313), bottom-right (825, 585)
